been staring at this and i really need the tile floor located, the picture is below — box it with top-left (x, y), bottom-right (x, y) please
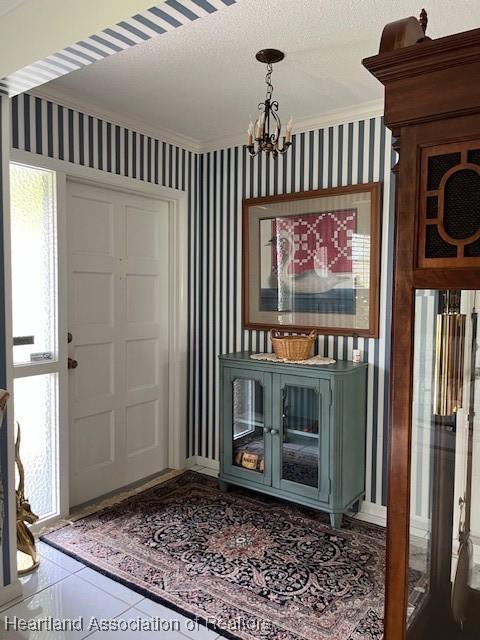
top-left (0, 466), bottom-right (224, 639)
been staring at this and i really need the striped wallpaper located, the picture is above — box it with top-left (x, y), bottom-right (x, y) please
top-left (11, 93), bottom-right (196, 191)
top-left (0, 0), bottom-right (237, 97)
top-left (193, 118), bottom-right (395, 508)
top-left (10, 95), bottom-right (394, 519)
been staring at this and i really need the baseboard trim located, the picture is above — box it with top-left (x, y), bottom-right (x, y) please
top-left (0, 579), bottom-right (22, 608)
top-left (186, 455), bottom-right (220, 470)
top-left (185, 455), bottom-right (198, 469)
top-left (355, 501), bottom-right (387, 527)
top-left (196, 456), bottom-right (220, 470)
top-left (186, 456), bottom-right (387, 528)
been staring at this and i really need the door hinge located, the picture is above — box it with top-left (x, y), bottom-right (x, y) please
top-left (329, 388), bottom-right (333, 406)
top-left (329, 478), bottom-right (332, 495)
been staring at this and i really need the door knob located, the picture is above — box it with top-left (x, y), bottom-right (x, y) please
top-left (68, 357), bottom-right (78, 370)
top-left (270, 428), bottom-right (279, 435)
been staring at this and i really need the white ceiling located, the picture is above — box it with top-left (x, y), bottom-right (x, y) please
top-left (40, 0), bottom-right (480, 146)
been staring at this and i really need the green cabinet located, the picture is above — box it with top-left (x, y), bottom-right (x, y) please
top-left (219, 352), bottom-right (368, 528)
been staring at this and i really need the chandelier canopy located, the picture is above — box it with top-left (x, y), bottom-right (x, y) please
top-left (247, 49), bottom-right (293, 159)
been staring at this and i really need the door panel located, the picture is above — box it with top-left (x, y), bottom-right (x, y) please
top-left (126, 338), bottom-right (158, 391)
top-left (126, 205), bottom-right (160, 259)
top-left (75, 411), bottom-right (114, 471)
top-left (223, 367), bottom-right (272, 486)
top-left (68, 180), bottom-right (170, 506)
top-left (272, 374), bottom-right (330, 503)
top-left (73, 271), bottom-right (113, 325)
top-left (73, 342), bottom-right (113, 401)
top-left (69, 194), bottom-right (114, 257)
top-left (126, 400), bottom-right (159, 457)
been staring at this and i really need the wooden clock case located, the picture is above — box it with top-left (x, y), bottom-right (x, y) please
top-left (363, 15), bottom-right (480, 640)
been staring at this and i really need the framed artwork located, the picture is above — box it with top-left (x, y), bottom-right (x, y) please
top-left (242, 183), bottom-right (382, 337)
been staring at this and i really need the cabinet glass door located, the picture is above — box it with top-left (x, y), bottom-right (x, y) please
top-left (282, 385), bottom-right (319, 488)
top-left (407, 290), bottom-right (480, 640)
top-left (223, 369), bottom-right (271, 485)
top-left (273, 375), bottom-right (329, 501)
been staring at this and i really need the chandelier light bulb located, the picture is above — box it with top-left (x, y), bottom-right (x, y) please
top-left (247, 122), bottom-right (254, 145)
top-left (285, 116), bottom-right (293, 143)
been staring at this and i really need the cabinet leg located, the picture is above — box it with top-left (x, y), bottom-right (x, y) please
top-left (218, 480), bottom-right (230, 493)
top-left (330, 513), bottom-right (343, 529)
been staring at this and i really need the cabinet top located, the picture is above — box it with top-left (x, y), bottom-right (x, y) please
top-left (219, 352), bottom-right (367, 373)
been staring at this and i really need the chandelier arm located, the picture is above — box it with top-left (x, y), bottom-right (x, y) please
top-left (269, 104), bottom-right (282, 143)
top-left (278, 140), bottom-right (292, 154)
top-left (254, 102), bottom-right (266, 141)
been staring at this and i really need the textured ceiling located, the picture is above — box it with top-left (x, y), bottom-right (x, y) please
top-left (42, 0), bottom-right (480, 144)
top-left (0, 0), bottom-right (25, 18)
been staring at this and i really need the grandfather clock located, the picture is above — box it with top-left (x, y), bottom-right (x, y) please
top-left (364, 12), bottom-right (480, 640)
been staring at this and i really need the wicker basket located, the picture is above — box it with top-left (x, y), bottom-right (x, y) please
top-left (270, 329), bottom-right (316, 361)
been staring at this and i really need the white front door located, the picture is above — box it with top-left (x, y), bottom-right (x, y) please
top-left (67, 180), bottom-right (170, 506)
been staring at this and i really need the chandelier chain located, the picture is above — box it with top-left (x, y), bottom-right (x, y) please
top-left (265, 63), bottom-right (274, 101)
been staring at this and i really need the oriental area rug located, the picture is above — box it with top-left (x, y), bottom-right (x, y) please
top-left (41, 471), bottom-right (387, 640)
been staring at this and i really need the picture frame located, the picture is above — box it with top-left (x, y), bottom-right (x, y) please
top-left (242, 183), bottom-right (382, 337)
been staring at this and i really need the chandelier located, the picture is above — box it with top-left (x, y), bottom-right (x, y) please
top-left (247, 49), bottom-right (293, 158)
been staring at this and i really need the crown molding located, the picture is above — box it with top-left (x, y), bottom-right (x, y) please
top-left (363, 27), bottom-right (480, 83)
top-left (28, 86), bottom-right (202, 154)
top-left (198, 99), bottom-right (385, 153)
top-left (27, 87), bottom-right (384, 156)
